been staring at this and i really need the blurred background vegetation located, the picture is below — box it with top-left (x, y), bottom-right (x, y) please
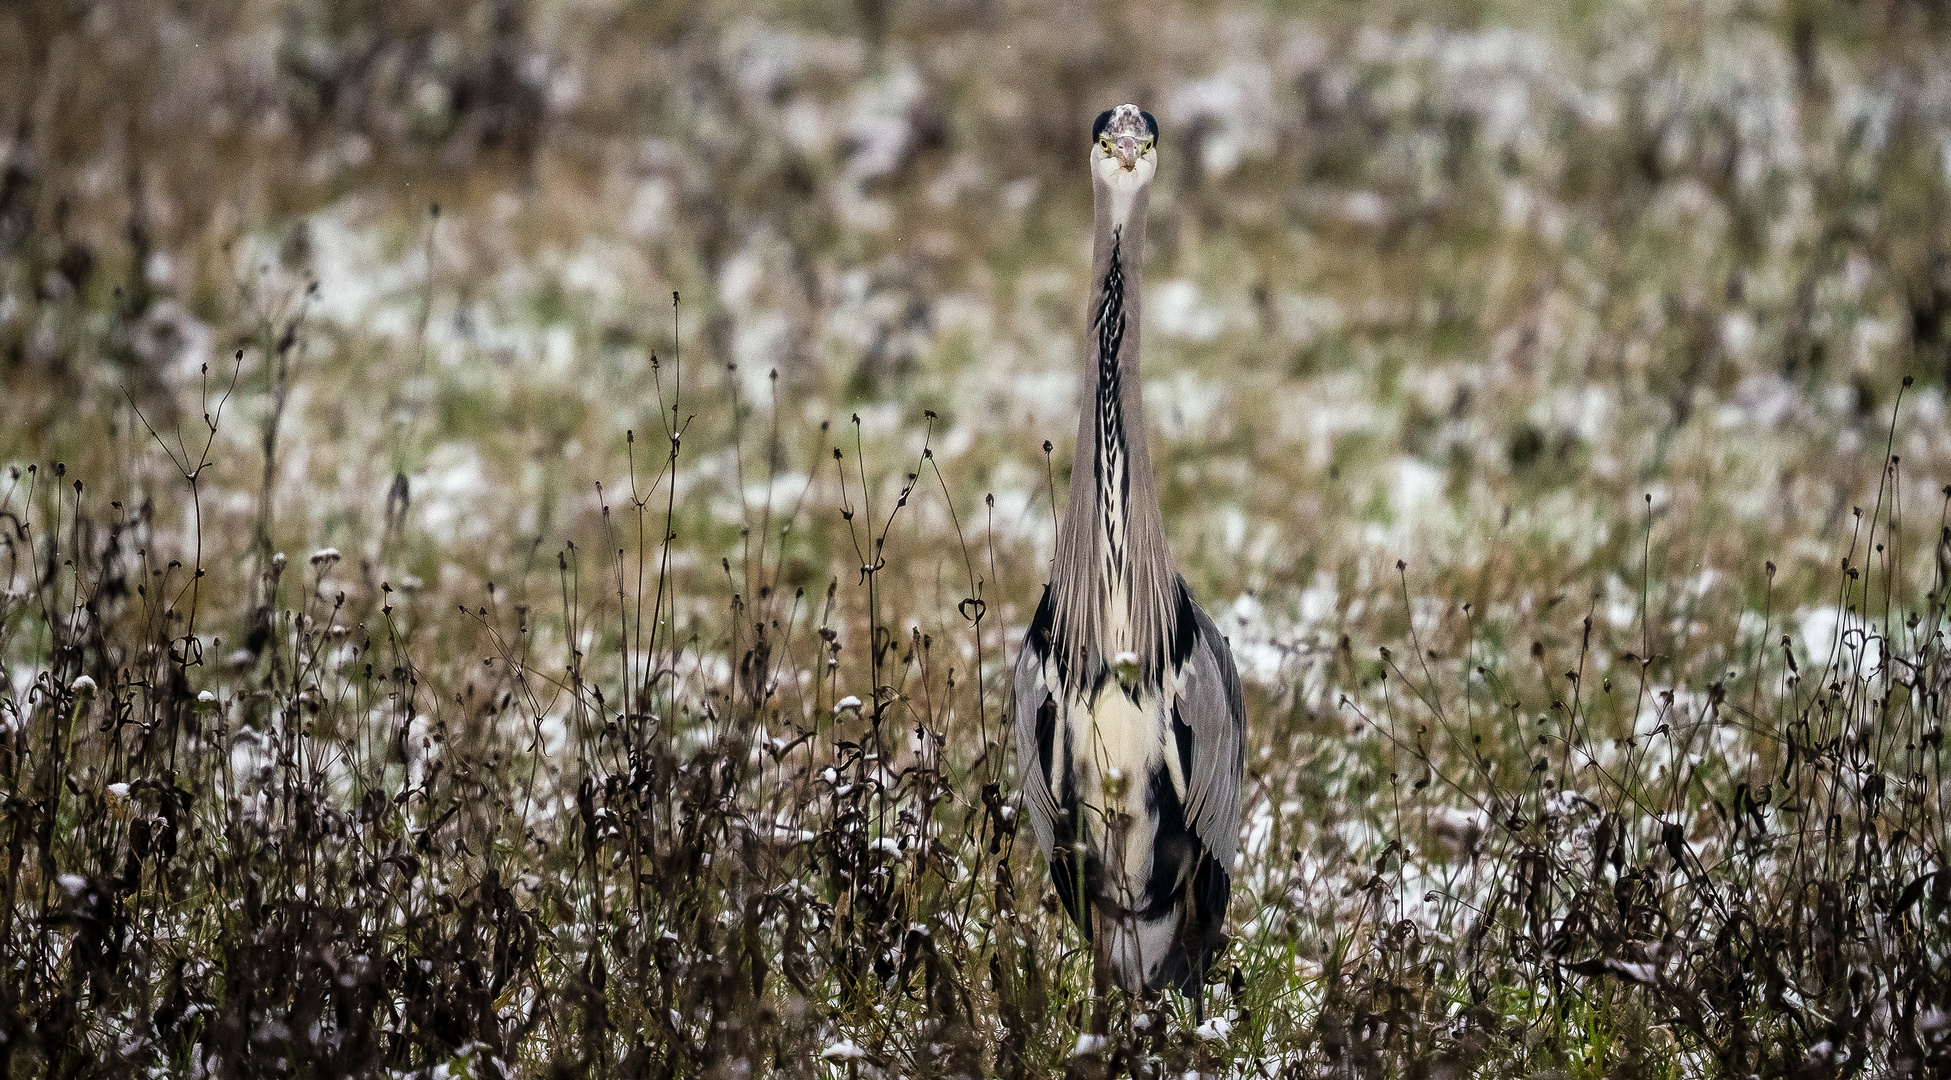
top-left (5, 0), bottom-right (1951, 1075)
top-left (6, 0), bottom-right (1951, 625)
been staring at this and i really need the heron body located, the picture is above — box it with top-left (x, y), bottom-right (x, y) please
top-left (1013, 105), bottom-right (1246, 1015)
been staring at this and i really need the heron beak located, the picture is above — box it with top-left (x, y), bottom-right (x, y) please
top-left (1114, 137), bottom-right (1141, 171)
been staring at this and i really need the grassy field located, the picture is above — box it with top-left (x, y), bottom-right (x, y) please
top-left (3, 0), bottom-right (1951, 1075)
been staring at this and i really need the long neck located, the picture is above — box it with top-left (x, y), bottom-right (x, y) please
top-left (1049, 176), bottom-right (1178, 692)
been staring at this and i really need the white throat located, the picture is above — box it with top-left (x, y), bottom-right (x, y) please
top-left (1095, 154), bottom-right (1155, 232)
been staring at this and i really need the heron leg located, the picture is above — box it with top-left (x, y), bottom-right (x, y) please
top-left (1090, 909), bottom-right (1112, 1036)
top-left (1092, 920), bottom-right (1108, 1029)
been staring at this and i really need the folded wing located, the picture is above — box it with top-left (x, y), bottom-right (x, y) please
top-left (1173, 592), bottom-right (1246, 873)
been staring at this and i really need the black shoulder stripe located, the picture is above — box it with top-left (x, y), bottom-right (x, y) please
top-left (1036, 694), bottom-right (1058, 791)
top-left (1029, 583), bottom-right (1067, 686)
top-left (1171, 576), bottom-right (1200, 669)
top-left (1171, 701), bottom-right (1195, 784)
top-left (1027, 584), bottom-right (1054, 652)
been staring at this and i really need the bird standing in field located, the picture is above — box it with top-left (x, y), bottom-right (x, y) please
top-left (1013, 104), bottom-right (1247, 1025)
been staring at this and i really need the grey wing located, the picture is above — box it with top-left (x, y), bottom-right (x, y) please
top-left (1012, 588), bottom-right (1060, 858)
top-left (1175, 595), bottom-right (1247, 870)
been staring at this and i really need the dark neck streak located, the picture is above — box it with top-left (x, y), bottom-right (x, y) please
top-left (1094, 228), bottom-right (1130, 579)
top-left (1052, 186), bottom-right (1175, 697)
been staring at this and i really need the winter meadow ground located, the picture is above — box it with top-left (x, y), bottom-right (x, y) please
top-left (3, 0), bottom-right (1950, 1076)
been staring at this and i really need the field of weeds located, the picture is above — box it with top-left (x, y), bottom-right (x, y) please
top-left (4, 0), bottom-right (1951, 1075)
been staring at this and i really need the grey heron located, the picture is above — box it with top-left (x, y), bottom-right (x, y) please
top-left (1013, 104), bottom-right (1247, 1025)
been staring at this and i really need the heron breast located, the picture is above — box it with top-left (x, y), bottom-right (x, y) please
top-left (1071, 683), bottom-right (1170, 908)
top-left (1084, 685), bottom-right (1158, 790)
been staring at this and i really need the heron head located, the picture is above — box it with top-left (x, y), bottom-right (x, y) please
top-left (1092, 104), bottom-right (1158, 180)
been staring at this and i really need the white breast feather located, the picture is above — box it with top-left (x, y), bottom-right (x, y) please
top-left (1076, 685), bottom-right (1158, 905)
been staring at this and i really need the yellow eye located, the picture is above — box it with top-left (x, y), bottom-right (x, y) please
top-left (1099, 136), bottom-right (1113, 153)
top-left (1141, 138), bottom-right (1154, 154)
